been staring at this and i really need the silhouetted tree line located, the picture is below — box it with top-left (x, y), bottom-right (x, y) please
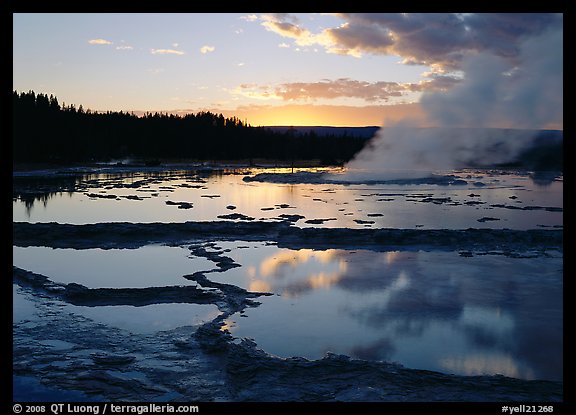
top-left (13, 90), bottom-right (368, 164)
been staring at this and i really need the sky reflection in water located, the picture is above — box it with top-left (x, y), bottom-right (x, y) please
top-left (216, 242), bottom-right (562, 381)
top-left (13, 284), bottom-right (220, 335)
top-left (12, 168), bottom-right (563, 382)
top-left (12, 230), bottom-right (563, 381)
top-left (12, 245), bottom-right (211, 288)
top-left (13, 168), bottom-right (563, 229)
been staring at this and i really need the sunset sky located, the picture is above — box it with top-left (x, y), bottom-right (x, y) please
top-left (13, 13), bottom-right (563, 128)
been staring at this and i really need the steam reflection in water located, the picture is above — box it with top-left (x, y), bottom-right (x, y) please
top-left (218, 242), bottom-right (562, 381)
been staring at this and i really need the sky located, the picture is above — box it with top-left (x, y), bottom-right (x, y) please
top-left (12, 13), bottom-right (563, 128)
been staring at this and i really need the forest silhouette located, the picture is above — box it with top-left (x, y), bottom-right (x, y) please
top-left (13, 90), bottom-right (561, 170)
top-left (13, 90), bottom-right (368, 165)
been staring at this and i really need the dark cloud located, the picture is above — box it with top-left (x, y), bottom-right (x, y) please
top-left (324, 21), bottom-right (395, 55)
top-left (464, 13), bottom-right (562, 57)
top-left (338, 13), bottom-right (562, 68)
top-left (337, 13), bottom-right (471, 68)
top-left (262, 13), bottom-right (562, 71)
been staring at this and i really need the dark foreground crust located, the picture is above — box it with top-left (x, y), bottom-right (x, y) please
top-left (13, 221), bottom-right (562, 253)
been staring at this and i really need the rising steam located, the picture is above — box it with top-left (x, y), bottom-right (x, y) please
top-left (340, 23), bottom-right (562, 181)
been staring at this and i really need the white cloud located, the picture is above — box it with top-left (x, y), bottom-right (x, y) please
top-left (200, 45), bottom-right (215, 54)
top-left (115, 45), bottom-right (133, 50)
top-left (151, 49), bottom-right (185, 55)
top-left (240, 14), bottom-right (258, 22)
top-left (88, 38), bottom-right (113, 45)
top-left (278, 42), bottom-right (290, 48)
top-left (260, 15), bottom-right (317, 46)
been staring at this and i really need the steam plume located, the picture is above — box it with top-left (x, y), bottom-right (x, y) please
top-left (342, 23), bottom-right (562, 181)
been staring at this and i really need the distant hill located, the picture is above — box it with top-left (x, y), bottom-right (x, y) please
top-left (502, 129), bottom-right (563, 170)
top-left (265, 126), bottom-right (380, 139)
top-left (265, 126), bottom-right (562, 171)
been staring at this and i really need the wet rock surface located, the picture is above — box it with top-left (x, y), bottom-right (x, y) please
top-left (243, 172), bottom-right (470, 186)
top-left (220, 340), bottom-right (562, 402)
top-left (13, 286), bottom-right (230, 401)
top-left (13, 266), bottom-right (223, 307)
top-left (12, 222), bottom-right (563, 254)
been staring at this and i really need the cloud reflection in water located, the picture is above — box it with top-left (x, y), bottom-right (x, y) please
top-left (222, 243), bottom-right (562, 381)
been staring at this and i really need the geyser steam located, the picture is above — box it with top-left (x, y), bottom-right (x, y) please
top-left (341, 23), bottom-right (562, 181)
top-left (343, 126), bottom-right (542, 181)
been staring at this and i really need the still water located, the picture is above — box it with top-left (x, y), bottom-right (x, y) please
top-left (13, 167), bottom-right (562, 229)
top-left (13, 166), bottom-right (563, 382)
top-left (216, 242), bottom-right (562, 381)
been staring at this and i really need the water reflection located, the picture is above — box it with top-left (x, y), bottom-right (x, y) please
top-left (13, 168), bottom-right (563, 229)
top-left (439, 354), bottom-right (535, 380)
top-left (12, 245), bottom-right (212, 288)
top-left (221, 243), bottom-right (562, 381)
top-left (13, 174), bottom-right (83, 216)
top-left (14, 281), bottom-right (220, 335)
top-left (529, 171), bottom-right (563, 187)
top-left (64, 303), bottom-right (220, 334)
top-left (13, 169), bottom-right (213, 211)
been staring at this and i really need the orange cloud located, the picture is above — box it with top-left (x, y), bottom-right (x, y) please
top-left (88, 38), bottom-right (113, 45)
top-left (200, 45), bottom-right (215, 54)
top-left (151, 48), bottom-right (185, 55)
top-left (233, 78), bottom-right (459, 104)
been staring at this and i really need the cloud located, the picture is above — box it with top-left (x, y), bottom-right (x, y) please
top-left (115, 45), bottom-right (133, 50)
top-left (88, 38), bottom-right (113, 45)
top-left (240, 14), bottom-right (258, 22)
top-left (230, 84), bottom-right (283, 101)
top-left (322, 21), bottom-right (395, 57)
top-left (150, 48), bottom-right (185, 55)
top-left (260, 14), bottom-right (318, 46)
top-left (200, 45), bottom-right (215, 54)
top-left (258, 13), bottom-right (563, 71)
top-left (233, 77), bottom-right (460, 103)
